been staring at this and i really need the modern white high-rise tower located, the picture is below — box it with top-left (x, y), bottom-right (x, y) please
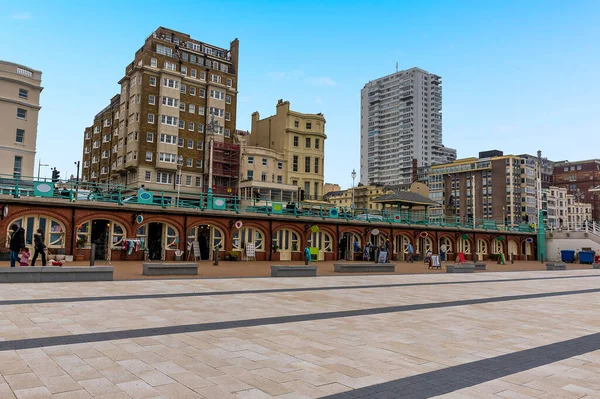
top-left (360, 67), bottom-right (456, 185)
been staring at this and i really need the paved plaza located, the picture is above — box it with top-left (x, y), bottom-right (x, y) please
top-left (1, 270), bottom-right (600, 398)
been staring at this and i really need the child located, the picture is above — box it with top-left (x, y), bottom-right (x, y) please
top-left (20, 247), bottom-right (31, 266)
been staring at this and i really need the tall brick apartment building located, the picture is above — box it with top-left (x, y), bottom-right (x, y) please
top-left (553, 159), bottom-right (600, 222)
top-left (82, 27), bottom-right (240, 194)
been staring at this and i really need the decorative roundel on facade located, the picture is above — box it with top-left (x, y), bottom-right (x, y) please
top-left (136, 214), bottom-right (144, 224)
top-left (394, 214), bottom-right (401, 221)
top-left (496, 236), bottom-right (504, 241)
top-left (214, 198), bottom-right (226, 207)
top-left (36, 183), bottom-right (53, 193)
top-left (526, 237), bottom-right (534, 243)
top-left (2, 205), bottom-right (8, 218)
top-left (234, 220), bottom-right (243, 229)
top-left (310, 225), bottom-right (319, 233)
top-left (273, 203), bottom-right (283, 212)
top-left (371, 228), bottom-right (380, 236)
top-left (461, 234), bottom-right (469, 240)
top-left (330, 208), bottom-right (339, 217)
top-left (419, 231), bottom-right (428, 238)
top-left (140, 191), bottom-right (152, 200)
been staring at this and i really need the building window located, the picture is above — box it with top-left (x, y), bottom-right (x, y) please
top-left (305, 157), bottom-right (311, 173)
top-left (247, 170), bottom-right (254, 180)
top-left (261, 172), bottom-right (267, 182)
top-left (248, 156), bottom-right (254, 164)
top-left (185, 175), bottom-right (192, 186)
top-left (145, 152), bottom-right (153, 161)
top-left (305, 138), bottom-right (311, 148)
top-left (187, 139), bottom-right (193, 149)
top-left (149, 95), bottom-right (155, 105)
top-left (306, 122), bottom-right (312, 129)
top-left (188, 122), bottom-right (194, 131)
top-left (179, 102), bottom-right (186, 111)
top-left (226, 78), bottom-right (232, 87)
top-left (224, 128), bottom-right (230, 137)
top-left (145, 171), bottom-right (151, 182)
top-left (149, 76), bottom-right (157, 86)
top-left (150, 58), bottom-right (157, 67)
top-left (196, 160), bottom-right (203, 168)
top-left (315, 138), bottom-right (320, 149)
top-left (199, 88), bottom-right (205, 98)
top-left (180, 83), bottom-right (186, 94)
top-left (293, 136), bottom-right (299, 147)
top-left (189, 104), bottom-right (195, 113)
top-left (197, 141), bottom-right (203, 150)
top-left (195, 176), bottom-right (201, 186)
top-left (156, 172), bottom-right (174, 184)
top-left (15, 129), bottom-right (24, 143)
top-left (146, 132), bottom-right (153, 142)
top-left (179, 119), bottom-right (185, 129)
top-left (18, 88), bottom-right (28, 99)
top-left (277, 175), bottom-right (282, 184)
top-left (198, 124), bottom-right (204, 133)
top-left (164, 61), bottom-right (176, 71)
top-left (198, 106), bottom-right (205, 115)
top-left (187, 158), bottom-right (193, 167)
top-left (293, 156), bottom-right (298, 172)
top-left (181, 66), bottom-right (187, 75)
top-left (226, 95), bottom-right (231, 104)
top-left (16, 108), bottom-right (27, 119)
top-left (13, 156), bottom-right (22, 177)
top-left (262, 158), bottom-right (267, 166)
top-left (147, 114), bottom-right (154, 124)
top-left (190, 86), bottom-right (196, 96)
top-left (315, 157), bottom-right (319, 174)
top-left (277, 162), bottom-right (283, 170)
top-left (225, 112), bottom-right (231, 121)
top-left (190, 69), bottom-right (197, 78)
top-left (178, 138), bottom-right (184, 147)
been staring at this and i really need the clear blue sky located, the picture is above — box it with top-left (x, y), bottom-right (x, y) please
top-left (1, 0), bottom-right (598, 187)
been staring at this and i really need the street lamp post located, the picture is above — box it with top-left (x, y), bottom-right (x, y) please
top-left (205, 115), bottom-right (220, 206)
top-left (176, 156), bottom-right (183, 207)
top-left (74, 161), bottom-right (80, 198)
top-left (351, 169), bottom-right (357, 214)
top-left (37, 160), bottom-right (49, 180)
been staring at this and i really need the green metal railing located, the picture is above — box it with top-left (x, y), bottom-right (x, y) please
top-left (0, 174), bottom-right (534, 233)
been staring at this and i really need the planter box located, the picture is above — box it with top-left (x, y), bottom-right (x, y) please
top-left (546, 262), bottom-right (567, 271)
top-left (270, 266), bottom-right (317, 277)
top-left (474, 263), bottom-right (487, 271)
top-left (142, 263), bottom-right (198, 276)
top-left (446, 264), bottom-right (475, 273)
top-left (0, 266), bottom-right (114, 283)
top-left (334, 263), bottom-right (395, 273)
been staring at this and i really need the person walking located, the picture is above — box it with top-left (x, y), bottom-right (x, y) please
top-left (31, 228), bottom-right (47, 266)
top-left (440, 243), bottom-right (447, 262)
top-left (9, 224), bottom-right (25, 267)
top-left (303, 245), bottom-right (311, 265)
top-left (407, 242), bottom-right (415, 263)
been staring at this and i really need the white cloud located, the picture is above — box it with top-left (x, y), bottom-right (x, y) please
top-left (306, 76), bottom-right (336, 87)
top-left (11, 12), bottom-right (31, 20)
top-left (268, 70), bottom-right (304, 80)
top-left (316, 96), bottom-right (323, 104)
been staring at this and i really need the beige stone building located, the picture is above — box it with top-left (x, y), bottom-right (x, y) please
top-left (0, 61), bottom-right (42, 178)
top-left (323, 183), bottom-right (341, 195)
top-left (325, 182), bottom-right (429, 212)
top-left (250, 100), bottom-right (326, 200)
top-left (238, 135), bottom-right (297, 201)
top-left (82, 27), bottom-right (240, 195)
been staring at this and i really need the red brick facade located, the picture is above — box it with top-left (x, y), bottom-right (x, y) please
top-left (0, 198), bottom-right (536, 262)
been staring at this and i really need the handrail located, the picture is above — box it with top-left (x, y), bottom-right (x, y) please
top-left (0, 174), bottom-right (536, 233)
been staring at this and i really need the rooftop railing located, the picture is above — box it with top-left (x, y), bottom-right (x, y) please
top-left (0, 174), bottom-right (534, 233)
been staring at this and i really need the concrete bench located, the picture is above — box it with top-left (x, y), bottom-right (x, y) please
top-left (474, 262), bottom-right (487, 271)
top-left (594, 263), bottom-right (600, 269)
top-left (546, 262), bottom-right (567, 270)
top-left (446, 263), bottom-right (475, 273)
top-left (334, 263), bottom-right (396, 273)
top-left (142, 263), bottom-right (198, 276)
top-left (270, 266), bottom-right (317, 277)
top-left (0, 266), bottom-right (114, 283)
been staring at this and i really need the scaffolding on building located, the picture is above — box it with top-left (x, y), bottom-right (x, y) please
top-left (210, 141), bottom-right (240, 195)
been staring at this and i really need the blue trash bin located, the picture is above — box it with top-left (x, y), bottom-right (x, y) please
top-left (561, 250), bottom-right (575, 263)
top-left (579, 251), bottom-right (594, 264)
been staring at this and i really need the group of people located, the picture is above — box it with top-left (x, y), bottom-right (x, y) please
top-left (8, 224), bottom-right (47, 267)
top-left (362, 241), bottom-right (392, 263)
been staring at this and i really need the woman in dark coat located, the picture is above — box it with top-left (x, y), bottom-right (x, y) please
top-left (9, 224), bottom-right (25, 267)
top-left (32, 228), bottom-right (47, 266)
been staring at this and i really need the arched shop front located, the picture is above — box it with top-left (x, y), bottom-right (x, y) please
top-left (187, 224), bottom-right (225, 260)
top-left (76, 219), bottom-right (126, 260)
top-left (8, 215), bottom-right (67, 252)
top-left (136, 222), bottom-right (179, 261)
